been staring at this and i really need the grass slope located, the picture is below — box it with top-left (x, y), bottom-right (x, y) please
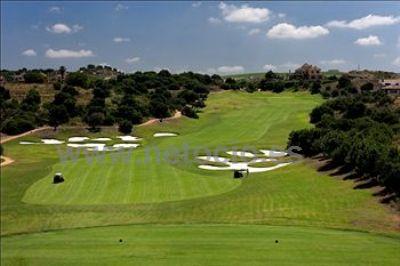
top-left (2, 225), bottom-right (400, 265)
top-left (22, 92), bottom-right (319, 205)
top-left (1, 91), bottom-right (399, 264)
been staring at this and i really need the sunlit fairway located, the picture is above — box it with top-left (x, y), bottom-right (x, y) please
top-left (22, 91), bottom-right (321, 205)
top-left (1, 91), bottom-right (399, 265)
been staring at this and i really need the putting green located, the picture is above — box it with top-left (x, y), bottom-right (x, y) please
top-left (22, 92), bottom-right (321, 205)
top-left (2, 225), bottom-right (399, 265)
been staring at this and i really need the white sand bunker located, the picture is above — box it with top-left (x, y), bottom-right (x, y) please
top-left (67, 143), bottom-right (106, 151)
top-left (260, 150), bottom-right (288, 157)
top-left (113, 144), bottom-right (140, 149)
top-left (68, 137), bottom-right (90, 142)
top-left (154, 132), bottom-right (177, 137)
top-left (92, 138), bottom-right (112, 141)
top-left (41, 139), bottom-right (64, 144)
top-left (197, 155), bottom-right (291, 173)
top-left (117, 136), bottom-right (142, 142)
top-left (19, 141), bottom-right (38, 145)
top-left (67, 143), bottom-right (140, 152)
top-left (227, 151), bottom-right (256, 158)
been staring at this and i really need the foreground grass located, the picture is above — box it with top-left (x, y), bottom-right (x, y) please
top-left (2, 224), bottom-right (399, 265)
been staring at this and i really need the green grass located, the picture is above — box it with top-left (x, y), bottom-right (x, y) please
top-left (22, 92), bottom-right (320, 205)
top-left (2, 225), bottom-right (399, 266)
top-left (1, 91), bottom-right (399, 264)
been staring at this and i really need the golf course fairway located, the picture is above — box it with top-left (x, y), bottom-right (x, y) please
top-left (1, 91), bottom-right (399, 265)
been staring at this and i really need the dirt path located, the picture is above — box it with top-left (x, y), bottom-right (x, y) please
top-left (138, 111), bottom-right (182, 127)
top-left (0, 156), bottom-right (15, 167)
top-left (0, 127), bottom-right (51, 144)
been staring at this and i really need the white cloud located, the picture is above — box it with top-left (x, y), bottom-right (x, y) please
top-left (21, 49), bottom-right (37, 57)
top-left (373, 53), bottom-right (386, 58)
top-left (45, 49), bottom-right (94, 58)
top-left (49, 6), bottom-right (61, 13)
top-left (354, 35), bottom-right (382, 46)
top-left (248, 28), bottom-right (261, 35)
top-left (267, 23), bottom-right (329, 39)
top-left (320, 59), bottom-right (346, 65)
top-left (46, 23), bottom-right (83, 34)
top-left (125, 57), bottom-right (140, 64)
top-left (154, 67), bottom-right (171, 72)
top-left (263, 64), bottom-right (276, 71)
top-left (113, 37), bottom-right (131, 43)
top-left (393, 57), bottom-right (400, 67)
top-left (192, 2), bottom-right (202, 8)
top-left (219, 2), bottom-right (270, 23)
top-left (72, 24), bottom-right (83, 32)
top-left (115, 3), bottom-right (128, 11)
top-left (279, 62), bottom-right (301, 70)
top-left (208, 17), bottom-right (222, 24)
top-left (326, 14), bottom-right (400, 30)
top-left (278, 13), bottom-right (286, 18)
top-left (216, 65), bottom-right (244, 74)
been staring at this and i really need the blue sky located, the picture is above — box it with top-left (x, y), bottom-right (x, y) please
top-left (1, 1), bottom-right (399, 74)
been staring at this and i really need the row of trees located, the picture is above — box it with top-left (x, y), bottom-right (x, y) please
top-left (0, 69), bottom-right (221, 135)
top-left (288, 91), bottom-right (400, 199)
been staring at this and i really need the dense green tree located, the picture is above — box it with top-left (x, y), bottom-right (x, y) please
top-left (21, 89), bottom-right (41, 112)
top-left (118, 120), bottom-right (133, 134)
top-left (47, 104), bottom-right (69, 130)
top-left (86, 112), bottom-right (104, 131)
top-left (66, 72), bottom-right (90, 88)
top-left (181, 105), bottom-right (198, 119)
top-left (23, 72), bottom-right (46, 83)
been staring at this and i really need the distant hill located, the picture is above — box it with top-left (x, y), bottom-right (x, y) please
top-left (224, 70), bottom-right (344, 80)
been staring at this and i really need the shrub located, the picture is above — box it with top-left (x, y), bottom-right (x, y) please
top-left (2, 116), bottom-right (35, 135)
top-left (118, 120), bottom-right (133, 134)
top-left (181, 105), bottom-right (198, 119)
top-left (23, 72), bottom-right (46, 83)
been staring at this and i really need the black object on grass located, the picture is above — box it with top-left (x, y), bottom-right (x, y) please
top-left (119, 239), bottom-right (123, 243)
top-left (275, 240), bottom-right (279, 244)
top-left (53, 173), bottom-right (64, 184)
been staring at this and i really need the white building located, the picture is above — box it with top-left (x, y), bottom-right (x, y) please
top-left (379, 79), bottom-right (400, 95)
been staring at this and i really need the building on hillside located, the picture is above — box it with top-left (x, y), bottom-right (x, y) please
top-left (294, 63), bottom-right (322, 80)
top-left (379, 79), bottom-right (400, 95)
top-left (13, 73), bottom-right (25, 82)
top-left (47, 71), bottom-right (65, 83)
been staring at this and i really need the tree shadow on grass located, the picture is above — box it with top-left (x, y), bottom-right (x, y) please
top-left (313, 156), bottom-right (397, 205)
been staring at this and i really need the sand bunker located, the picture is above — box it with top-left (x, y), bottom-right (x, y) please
top-left (41, 139), bottom-right (64, 144)
top-left (68, 137), bottom-right (90, 142)
top-left (259, 150), bottom-right (288, 157)
top-left (198, 161), bottom-right (292, 173)
top-left (113, 144), bottom-right (140, 149)
top-left (197, 155), bottom-right (291, 173)
top-left (117, 136), bottom-right (142, 142)
top-left (67, 143), bottom-right (139, 151)
top-left (197, 156), bottom-right (230, 163)
top-left (227, 151), bottom-right (256, 158)
top-left (92, 138), bottom-right (112, 141)
top-left (67, 143), bottom-right (106, 151)
top-left (19, 141), bottom-right (38, 145)
top-left (153, 132), bottom-right (177, 137)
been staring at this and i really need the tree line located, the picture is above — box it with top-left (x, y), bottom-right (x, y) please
top-left (0, 69), bottom-right (226, 135)
top-left (288, 91), bottom-right (400, 200)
